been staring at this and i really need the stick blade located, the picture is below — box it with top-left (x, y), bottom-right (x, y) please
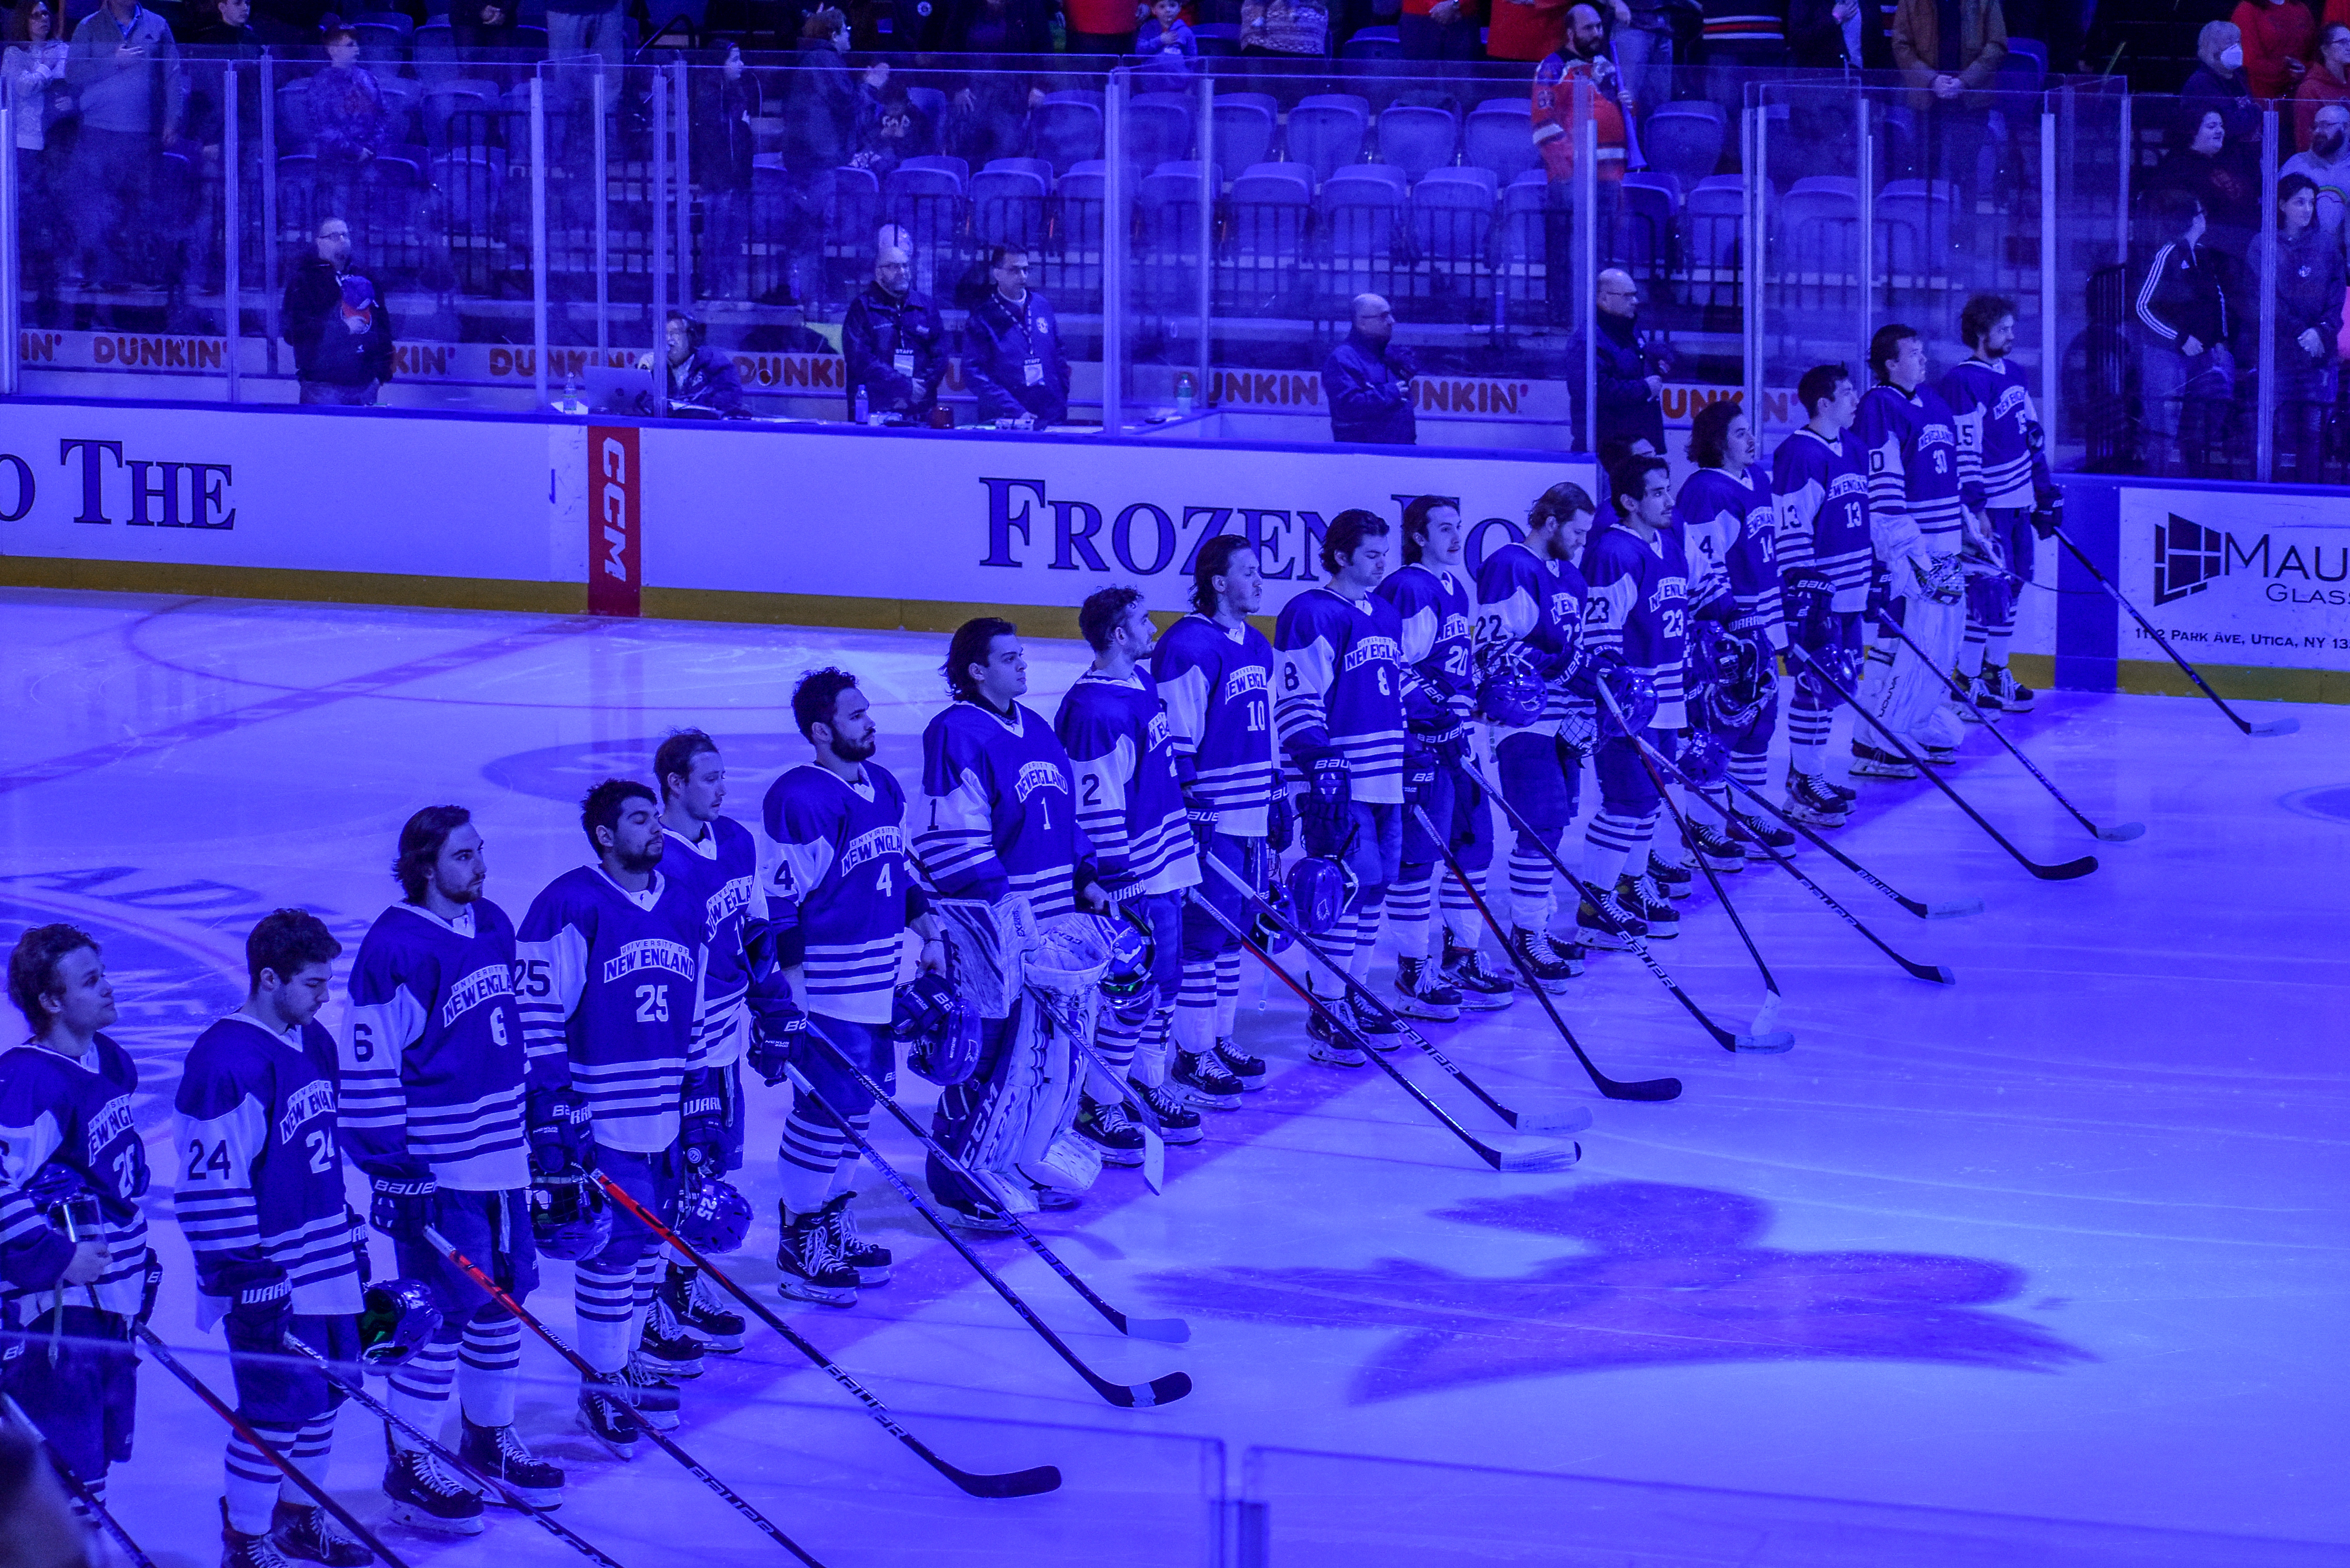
top-left (1492, 1138), bottom-right (1583, 1174)
top-left (1927, 897), bottom-right (1985, 920)
top-left (956, 1463), bottom-right (1065, 1499)
top-left (1122, 1372), bottom-right (1193, 1408)
top-left (1121, 1316), bottom-right (1190, 1344)
top-left (1605, 1075), bottom-right (1683, 1103)
top-left (1138, 1126), bottom-right (1165, 1196)
top-left (1507, 1102), bottom-right (1595, 1136)
top-left (2250, 717), bottom-right (2300, 736)
top-left (2031, 855), bottom-right (2100, 881)
top-left (1924, 964), bottom-right (1958, 985)
top-left (2097, 822), bottom-right (2146, 843)
top-left (1732, 1032), bottom-right (1796, 1054)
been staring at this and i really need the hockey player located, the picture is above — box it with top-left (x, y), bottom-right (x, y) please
top-left (1152, 535), bottom-right (1280, 1114)
top-left (518, 780), bottom-right (711, 1456)
top-left (915, 618), bottom-right (1107, 1227)
top-left (1773, 363), bottom-right (1875, 825)
top-left (1941, 294), bottom-right (2058, 716)
top-left (1577, 453), bottom-right (1691, 943)
top-left (1273, 509), bottom-right (1407, 1060)
top-left (0, 926), bottom-right (154, 1515)
top-left (760, 667), bottom-right (943, 1303)
top-left (1057, 586), bottom-right (1218, 1158)
top-left (1379, 496), bottom-right (1508, 1018)
top-left (649, 731), bottom-right (755, 1354)
top-left (176, 909), bottom-right (375, 1567)
top-left (1474, 481), bottom-right (1600, 988)
top-left (1675, 400), bottom-right (1793, 867)
top-left (342, 805), bottom-right (561, 1529)
top-left (1853, 322), bottom-right (1978, 778)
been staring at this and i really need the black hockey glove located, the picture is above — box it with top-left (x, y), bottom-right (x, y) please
top-left (1417, 714), bottom-right (1471, 764)
top-left (1295, 746), bottom-right (1352, 859)
top-left (2030, 494), bottom-right (2063, 541)
top-left (1402, 744), bottom-right (1439, 808)
top-left (526, 1086), bottom-right (596, 1177)
top-left (746, 1001), bottom-right (809, 1088)
top-left (216, 1260), bottom-right (293, 1349)
top-left (1182, 789), bottom-right (1219, 849)
top-left (679, 1069), bottom-right (728, 1176)
top-left (363, 1157), bottom-right (438, 1244)
top-left (346, 1204), bottom-right (373, 1284)
top-left (1265, 791), bottom-right (1294, 855)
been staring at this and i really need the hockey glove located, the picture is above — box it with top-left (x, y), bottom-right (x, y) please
top-left (526, 1086), bottom-right (596, 1177)
top-left (346, 1204), bottom-right (373, 1283)
top-left (1265, 791), bottom-right (1295, 855)
top-left (2030, 494), bottom-right (2063, 541)
top-left (1182, 789), bottom-right (1219, 849)
top-left (1295, 746), bottom-right (1352, 859)
top-left (1419, 714), bottom-right (1471, 764)
top-left (364, 1158), bottom-right (439, 1244)
top-left (679, 1069), bottom-right (728, 1176)
top-left (217, 1261), bottom-right (294, 1349)
top-left (1402, 744), bottom-right (1439, 808)
top-left (746, 1001), bottom-right (810, 1088)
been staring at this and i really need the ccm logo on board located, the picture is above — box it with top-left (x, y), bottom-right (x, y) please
top-left (0, 440), bottom-right (236, 528)
top-left (588, 427), bottom-right (641, 618)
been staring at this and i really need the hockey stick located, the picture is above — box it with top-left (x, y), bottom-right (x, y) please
top-left (587, 1176), bottom-right (1063, 1497)
top-left (422, 1228), bottom-right (829, 1565)
top-left (778, 1065), bottom-right (1192, 1408)
top-left (1068, 1031), bottom-right (1166, 1197)
top-left (1600, 730), bottom-right (1959, 984)
top-left (1184, 889), bottom-right (1595, 1161)
top-left (2, 1393), bottom-right (155, 1568)
top-left (280, 1338), bottom-right (634, 1560)
top-left (1786, 644), bottom-right (2100, 881)
top-left (1194, 849), bottom-right (1594, 1133)
top-left (133, 1328), bottom-right (411, 1568)
top-left (1454, 760), bottom-right (1801, 1049)
top-left (2050, 525), bottom-right (2299, 737)
top-left (794, 1020), bottom-right (1185, 1342)
top-left (1879, 617), bottom-right (2146, 843)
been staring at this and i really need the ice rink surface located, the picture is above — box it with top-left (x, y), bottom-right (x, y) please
top-left (1, 587), bottom-right (2343, 1566)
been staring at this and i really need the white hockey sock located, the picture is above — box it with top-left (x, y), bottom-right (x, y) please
top-left (1134, 1008), bottom-right (1175, 1084)
top-left (1347, 898), bottom-right (1382, 982)
top-left (1505, 830), bottom-right (1555, 932)
top-left (1729, 752), bottom-right (1770, 801)
top-left (1386, 871), bottom-right (1434, 965)
top-left (1439, 879), bottom-right (1482, 951)
top-left (225, 1422), bottom-right (297, 1534)
top-left (459, 1315), bottom-right (522, 1428)
top-left (574, 1263), bottom-right (638, 1374)
top-left (824, 1137), bottom-right (865, 1201)
top-left (1986, 624), bottom-right (2014, 671)
top-left (385, 1339), bottom-right (457, 1452)
top-left (281, 1414), bottom-right (335, 1504)
top-left (1213, 950), bottom-right (1241, 1036)
top-left (777, 1096), bottom-right (851, 1217)
top-left (1582, 813), bottom-right (1642, 890)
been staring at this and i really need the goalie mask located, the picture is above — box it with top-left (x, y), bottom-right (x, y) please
top-left (358, 1278), bottom-right (444, 1368)
top-left (530, 1169), bottom-right (613, 1262)
top-left (671, 1176), bottom-right (753, 1255)
top-left (895, 971), bottom-right (982, 1087)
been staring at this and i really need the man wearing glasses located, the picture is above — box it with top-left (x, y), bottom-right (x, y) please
top-left (963, 246), bottom-right (1069, 430)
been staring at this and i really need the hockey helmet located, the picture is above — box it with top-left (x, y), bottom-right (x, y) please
top-left (896, 972), bottom-right (983, 1087)
top-left (1682, 619), bottom-right (1724, 699)
top-left (25, 1162), bottom-right (103, 1238)
top-left (1478, 663), bottom-right (1545, 729)
top-left (1286, 855), bottom-right (1359, 936)
top-left (358, 1277), bottom-right (445, 1368)
top-left (1098, 916), bottom-right (1156, 1024)
top-left (1247, 880), bottom-right (1296, 954)
top-left (1692, 631), bottom-right (1769, 735)
top-left (1677, 728), bottom-right (1730, 788)
top-left (529, 1169), bottom-right (614, 1263)
top-left (1801, 640), bottom-right (1862, 700)
top-left (671, 1176), bottom-right (753, 1255)
top-left (1596, 665), bottom-right (1658, 738)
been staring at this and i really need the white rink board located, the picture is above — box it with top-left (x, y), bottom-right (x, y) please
top-left (2116, 487), bottom-right (2350, 670)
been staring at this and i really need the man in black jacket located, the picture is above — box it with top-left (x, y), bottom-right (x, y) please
top-left (640, 310), bottom-right (747, 417)
top-left (1570, 268), bottom-right (1672, 452)
top-left (282, 215), bottom-right (394, 406)
top-left (1323, 293), bottom-right (1417, 445)
top-left (843, 246), bottom-right (947, 422)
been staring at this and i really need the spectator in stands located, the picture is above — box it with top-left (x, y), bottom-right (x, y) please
top-left (1573, 266), bottom-right (1672, 451)
top-left (283, 214), bottom-right (395, 406)
top-left (945, 70), bottom-right (1043, 165)
top-left (189, 0), bottom-right (261, 49)
top-left (638, 311), bottom-right (748, 415)
top-left (1401, 0), bottom-right (1482, 63)
top-left (965, 245), bottom-right (1069, 429)
top-left (2182, 21), bottom-right (2260, 143)
top-left (775, 8), bottom-right (883, 303)
top-left (693, 43), bottom-right (760, 299)
top-left (2284, 101), bottom-right (2350, 244)
top-left (1065, 0), bottom-right (1138, 53)
top-left (845, 245), bottom-right (948, 422)
top-left (2245, 172), bottom-right (2343, 479)
top-left (1324, 294), bottom-right (1418, 444)
top-left (2232, 0), bottom-right (2313, 105)
top-left (2296, 23), bottom-right (2350, 149)
top-left (2134, 189), bottom-right (2234, 476)
top-left (4, 0), bottom-right (70, 306)
top-left (64, 0), bottom-right (183, 289)
top-left (1534, 3), bottom-right (1631, 306)
top-left (310, 28), bottom-right (387, 165)
top-left (850, 92), bottom-right (918, 176)
top-left (2148, 107), bottom-right (2260, 261)
top-left (1138, 0), bottom-right (1201, 64)
top-left (1239, 0), bottom-right (1329, 59)
top-left (1487, 0), bottom-right (1566, 63)
top-left (1702, 0), bottom-right (1787, 129)
top-left (1789, 0), bottom-right (1863, 66)
top-left (547, 0), bottom-right (627, 74)
top-left (453, 0), bottom-right (519, 61)
top-left (1888, 0), bottom-right (2006, 103)
top-left (1614, 0), bottom-right (1678, 124)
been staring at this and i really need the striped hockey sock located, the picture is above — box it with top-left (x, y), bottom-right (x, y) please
top-left (777, 1097), bottom-right (854, 1216)
top-left (1582, 810), bottom-right (1645, 890)
top-left (225, 1421), bottom-right (300, 1534)
top-left (1214, 950), bottom-right (1242, 1037)
top-left (1386, 870), bottom-right (1435, 962)
top-left (574, 1262), bottom-right (638, 1375)
top-left (281, 1414), bottom-right (335, 1504)
top-left (1439, 876), bottom-right (1482, 950)
top-left (1729, 751), bottom-right (1771, 802)
top-left (459, 1313), bottom-right (522, 1428)
top-left (386, 1338), bottom-right (456, 1452)
top-left (1506, 832), bottom-right (1557, 931)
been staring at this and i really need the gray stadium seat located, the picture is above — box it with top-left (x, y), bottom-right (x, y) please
top-left (1377, 103), bottom-right (1458, 183)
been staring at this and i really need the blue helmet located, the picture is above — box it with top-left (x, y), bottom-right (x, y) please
top-left (1249, 879), bottom-right (1297, 954)
top-left (1478, 663), bottom-right (1546, 729)
top-left (672, 1176), bottom-right (753, 1254)
top-left (359, 1278), bottom-right (445, 1368)
top-left (1286, 855), bottom-right (1359, 935)
top-left (1596, 664), bottom-right (1658, 738)
top-left (896, 972), bottom-right (983, 1086)
top-left (530, 1169), bottom-right (613, 1262)
top-left (1099, 916), bottom-right (1156, 1023)
top-left (1678, 728), bottom-right (1730, 787)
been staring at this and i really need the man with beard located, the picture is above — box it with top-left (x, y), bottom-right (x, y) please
top-left (2283, 102), bottom-right (2350, 248)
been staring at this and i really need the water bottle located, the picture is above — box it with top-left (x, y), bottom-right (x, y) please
top-left (558, 372), bottom-right (584, 416)
top-left (1174, 371), bottom-right (1194, 419)
top-left (855, 384), bottom-right (871, 424)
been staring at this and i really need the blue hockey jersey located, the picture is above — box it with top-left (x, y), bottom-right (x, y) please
top-left (1856, 381), bottom-right (1972, 562)
top-left (1678, 466), bottom-right (1785, 647)
top-left (1056, 670), bottom-right (1201, 899)
top-left (1582, 523), bottom-right (1692, 730)
top-left (0, 1036), bottom-right (151, 1318)
top-left (175, 1014), bottom-right (364, 1326)
top-left (1273, 587), bottom-right (1406, 803)
top-left (1939, 356), bottom-right (2054, 513)
top-left (764, 762), bottom-right (923, 1026)
top-left (517, 867), bottom-right (710, 1156)
top-left (661, 815), bottom-right (760, 1069)
top-left (341, 900), bottom-right (531, 1192)
top-left (917, 701), bottom-right (1099, 920)
top-left (1772, 425), bottom-right (1875, 613)
top-left (1376, 562), bottom-right (1476, 729)
top-left (1474, 540), bottom-right (1590, 742)
top-left (1150, 613), bottom-right (1281, 838)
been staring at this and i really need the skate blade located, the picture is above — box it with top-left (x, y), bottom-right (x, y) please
top-left (1512, 1103), bottom-right (1594, 1135)
top-left (2098, 822), bottom-right (2146, 842)
top-left (1123, 1316), bottom-right (1191, 1343)
top-left (1927, 898), bottom-right (1985, 919)
top-left (1494, 1139), bottom-right (1581, 1173)
top-left (389, 1502), bottom-right (487, 1535)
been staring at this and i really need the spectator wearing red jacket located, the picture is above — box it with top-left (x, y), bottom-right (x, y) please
top-left (1489, 0), bottom-right (1568, 61)
top-left (1066, 0), bottom-right (1139, 51)
top-left (1402, 0), bottom-right (1483, 60)
top-left (2234, 0), bottom-right (2314, 102)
